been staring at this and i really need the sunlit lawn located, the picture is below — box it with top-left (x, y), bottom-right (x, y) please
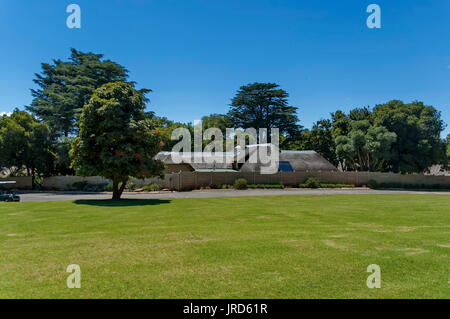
top-left (0, 194), bottom-right (449, 298)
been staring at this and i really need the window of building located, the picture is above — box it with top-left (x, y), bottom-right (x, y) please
top-left (278, 161), bottom-right (294, 172)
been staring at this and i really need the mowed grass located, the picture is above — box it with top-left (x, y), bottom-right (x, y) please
top-left (0, 194), bottom-right (449, 299)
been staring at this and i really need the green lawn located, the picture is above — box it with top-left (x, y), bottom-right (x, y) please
top-left (1, 195), bottom-right (449, 299)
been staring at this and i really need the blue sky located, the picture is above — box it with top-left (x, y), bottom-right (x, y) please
top-left (1, 0), bottom-right (449, 136)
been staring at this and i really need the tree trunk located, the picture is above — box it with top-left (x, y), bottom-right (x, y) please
top-left (112, 178), bottom-right (128, 200)
top-left (31, 167), bottom-right (36, 190)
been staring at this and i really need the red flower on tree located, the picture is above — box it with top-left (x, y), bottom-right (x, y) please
top-left (114, 149), bottom-right (124, 157)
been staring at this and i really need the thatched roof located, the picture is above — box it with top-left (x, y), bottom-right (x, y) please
top-left (155, 152), bottom-right (235, 170)
top-left (155, 146), bottom-right (337, 172)
top-left (238, 145), bottom-right (337, 172)
top-left (280, 150), bottom-right (338, 171)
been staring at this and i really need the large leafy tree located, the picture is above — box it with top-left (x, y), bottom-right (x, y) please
top-left (200, 113), bottom-right (234, 150)
top-left (71, 82), bottom-right (164, 200)
top-left (0, 110), bottom-right (56, 186)
top-left (143, 112), bottom-right (193, 151)
top-left (54, 137), bottom-right (76, 176)
top-left (372, 100), bottom-right (446, 173)
top-left (228, 83), bottom-right (300, 141)
top-left (201, 113), bottom-right (233, 133)
top-left (446, 134), bottom-right (450, 159)
top-left (28, 48), bottom-right (129, 137)
top-left (335, 120), bottom-right (397, 171)
top-left (287, 119), bottom-right (338, 166)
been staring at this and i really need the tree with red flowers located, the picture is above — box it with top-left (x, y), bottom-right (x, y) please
top-left (70, 82), bottom-right (164, 200)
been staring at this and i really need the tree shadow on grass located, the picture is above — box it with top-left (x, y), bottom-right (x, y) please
top-left (74, 199), bottom-right (171, 207)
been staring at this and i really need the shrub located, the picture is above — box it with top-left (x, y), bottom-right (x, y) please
top-left (141, 183), bottom-right (162, 192)
top-left (367, 180), bottom-right (379, 189)
top-left (234, 178), bottom-right (248, 190)
top-left (126, 182), bottom-right (138, 191)
top-left (301, 177), bottom-right (320, 189)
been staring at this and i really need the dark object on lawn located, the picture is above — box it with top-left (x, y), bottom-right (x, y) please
top-left (0, 181), bottom-right (21, 202)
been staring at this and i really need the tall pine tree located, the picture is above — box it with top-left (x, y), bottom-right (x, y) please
top-left (28, 49), bottom-right (129, 137)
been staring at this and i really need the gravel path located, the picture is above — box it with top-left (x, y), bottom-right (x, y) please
top-left (15, 188), bottom-right (450, 202)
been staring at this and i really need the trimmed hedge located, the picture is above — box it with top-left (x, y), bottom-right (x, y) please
top-left (247, 184), bottom-right (285, 189)
top-left (298, 177), bottom-right (355, 189)
top-left (367, 180), bottom-right (450, 190)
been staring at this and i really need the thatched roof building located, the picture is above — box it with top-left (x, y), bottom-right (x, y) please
top-left (155, 144), bottom-right (337, 173)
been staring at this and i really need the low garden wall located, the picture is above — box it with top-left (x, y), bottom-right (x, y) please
top-left (40, 171), bottom-right (450, 191)
top-left (0, 177), bottom-right (33, 190)
top-left (166, 171), bottom-right (450, 191)
top-left (41, 176), bottom-right (111, 191)
top-left (41, 175), bottom-right (168, 191)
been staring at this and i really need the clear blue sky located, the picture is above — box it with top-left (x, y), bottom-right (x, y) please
top-left (1, 0), bottom-right (449, 136)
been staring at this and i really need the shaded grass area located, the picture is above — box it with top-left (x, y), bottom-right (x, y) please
top-left (0, 195), bottom-right (449, 299)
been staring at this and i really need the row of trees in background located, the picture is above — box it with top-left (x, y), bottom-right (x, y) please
top-left (289, 101), bottom-right (448, 173)
top-left (1, 49), bottom-right (449, 193)
top-left (198, 100), bottom-right (449, 174)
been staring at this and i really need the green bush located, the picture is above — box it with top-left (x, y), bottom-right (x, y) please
top-left (234, 178), bottom-right (248, 190)
top-left (367, 180), bottom-right (379, 189)
top-left (141, 183), bottom-right (162, 192)
top-left (126, 182), bottom-right (138, 191)
top-left (301, 177), bottom-right (320, 189)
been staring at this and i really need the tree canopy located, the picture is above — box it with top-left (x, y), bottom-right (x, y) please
top-left (335, 120), bottom-right (397, 171)
top-left (287, 100), bottom-right (446, 173)
top-left (228, 83), bottom-right (300, 141)
top-left (27, 48), bottom-right (129, 137)
top-left (287, 119), bottom-right (338, 166)
top-left (446, 134), bottom-right (450, 159)
top-left (70, 82), bottom-right (164, 200)
top-left (0, 110), bottom-right (55, 185)
top-left (372, 100), bottom-right (447, 173)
